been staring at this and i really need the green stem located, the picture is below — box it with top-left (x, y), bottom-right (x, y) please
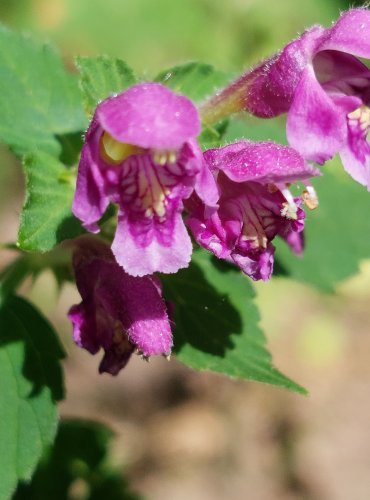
top-left (199, 72), bottom-right (255, 126)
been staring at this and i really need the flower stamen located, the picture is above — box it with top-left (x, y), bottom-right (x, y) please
top-left (138, 163), bottom-right (170, 218)
top-left (152, 150), bottom-right (178, 166)
top-left (302, 183), bottom-right (319, 210)
top-left (348, 105), bottom-right (370, 136)
top-left (279, 185), bottom-right (298, 220)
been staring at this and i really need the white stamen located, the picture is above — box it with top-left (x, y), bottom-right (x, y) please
top-left (302, 184), bottom-right (319, 210)
top-left (279, 186), bottom-right (298, 220)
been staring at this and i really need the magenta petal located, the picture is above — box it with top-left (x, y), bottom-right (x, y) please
top-left (121, 275), bottom-right (172, 356)
top-left (187, 211), bottom-right (232, 260)
top-left (68, 303), bottom-right (100, 354)
top-left (72, 140), bottom-right (109, 233)
top-left (287, 66), bottom-right (347, 164)
top-left (339, 145), bottom-right (370, 190)
top-left (245, 26), bottom-right (324, 117)
top-left (112, 213), bottom-right (192, 276)
top-left (99, 346), bottom-right (133, 375)
top-left (321, 9), bottom-right (370, 58)
top-left (204, 141), bottom-right (320, 184)
top-left (97, 83), bottom-right (201, 150)
top-left (313, 50), bottom-right (370, 87)
top-left (232, 244), bottom-right (275, 282)
top-left (284, 230), bottom-right (304, 255)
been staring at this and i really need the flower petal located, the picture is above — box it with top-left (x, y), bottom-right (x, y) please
top-left (313, 50), bottom-right (370, 89)
top-left (245, 26), bottom-right (324, 117)
top-left (112, 212), bottom-right (192, 276)
top-left (187, 210), bottom-right (233, 260)
top-left (69, 241), bottom-right (173, 374)
top-left (120, 275), bottom-right (173, 356)
top-left (187, 139), bottom-right (219, 208)
top-left (72, 127), bottom-right (110, 233)
top-left (231, 243), bottom-right (275, 282)
top-left (68, 302), bottom-right (100, 354)
top-left (286, 66), bottom-right (347, 163)
top-left (339, 142), bottom-right (370, 190)
top-left (321, 8), bottom-right (370, 59)
top-left (97, 83), bottom-right (201, 150)
top-left (204, 141), bottom-right (320, 184)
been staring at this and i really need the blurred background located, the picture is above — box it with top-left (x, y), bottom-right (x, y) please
top-left (1, 0), bottom-right (370, 499)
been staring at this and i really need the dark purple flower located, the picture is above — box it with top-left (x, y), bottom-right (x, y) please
top-left (68, 237), bottom-right (173, 375)
top-left (200, 9), bottom-right (370, 189)
top-left (187, 141), bottom-right (320, 281)
top-left (73, 82), bottom-right (218, 276)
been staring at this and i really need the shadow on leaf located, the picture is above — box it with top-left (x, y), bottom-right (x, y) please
top-left (162, 260), bottom-right (242, 357)
top-left (0, 295), bottom-right (64, 401)
top-left (56, 215), bottom-right (85, 245)
top-left (14, 419), bottom-right (141, 500)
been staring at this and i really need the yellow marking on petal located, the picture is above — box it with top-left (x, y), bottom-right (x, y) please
top-left (100, 131), bottom-right (146, 165)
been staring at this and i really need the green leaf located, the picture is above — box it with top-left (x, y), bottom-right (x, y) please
top-left (223, 114), bottom-right (288, 145)
top-left (276, 160), bottom-right (370, 291)
top-left (76, 55), bottom-right (137, 116)
top-left (155, 62), bottom-right (231, 103)
top-left (198, 119), bottom-right (229, 151)
top-left (14, 419), bottom-right (141, 500)
top-left (0, 24), bottom-right (86, 157)
top-left (163, 250), bottom-right (306, 394)
top-left (0, 295), bottom-right (64, 500)
top-left (18, 152), bottom-right (83, 252)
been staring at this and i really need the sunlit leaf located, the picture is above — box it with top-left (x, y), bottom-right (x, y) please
top-left (0, 25), bottom-right (86, 157)
top-left (18, 152), bottom-right (83, 252)
top-left (76, 55), bottom-right (136, 115)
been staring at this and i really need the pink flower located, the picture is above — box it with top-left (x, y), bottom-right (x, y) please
top-left (73, 83), bottom-right (218, 276)
top-left (187, 141), bottom-right (320, 281)
top-left (68, 237), bottom-right (173, 375)
top-left (201, 9), bottom-right (370, 189)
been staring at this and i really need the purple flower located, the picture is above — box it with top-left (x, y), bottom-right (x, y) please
top-left (73, 82), bottom-right (218, 277)
top-left (187, 141), bottom-right (320, 281)
top-left (68, 237), bottom-right (173, 375)
top-left (201, 9), bottom-right (370, 189)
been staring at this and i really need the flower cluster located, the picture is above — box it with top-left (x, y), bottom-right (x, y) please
top-left (69, 8), bottom-right (370, 374)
